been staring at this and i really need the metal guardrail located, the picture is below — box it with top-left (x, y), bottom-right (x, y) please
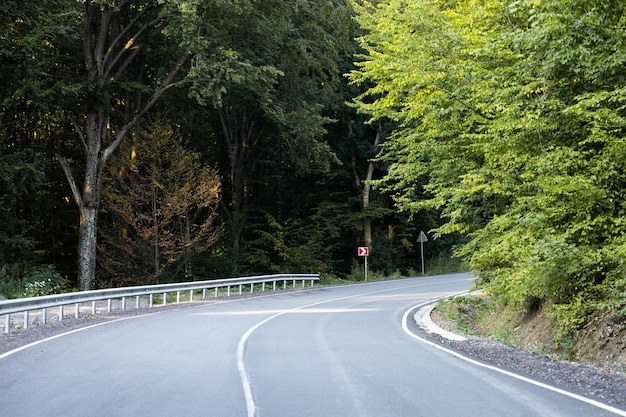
top-left (0, 273), bottom-right (319, 334)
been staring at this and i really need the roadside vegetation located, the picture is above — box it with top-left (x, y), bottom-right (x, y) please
top-left (436, 294), bottom-right (626, 372)
top-left (350, 0), bottom-right (626, 367)
top-left (2, 0), bottom-right (625, 368)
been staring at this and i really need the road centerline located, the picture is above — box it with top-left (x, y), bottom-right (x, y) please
top-left (236, 276), bottom-right (469, 417)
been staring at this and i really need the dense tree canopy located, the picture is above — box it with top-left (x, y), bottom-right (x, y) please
top-left (2, 0), bottom-right (450, 298)
top-left (349, 0), bottom-right (626, 338)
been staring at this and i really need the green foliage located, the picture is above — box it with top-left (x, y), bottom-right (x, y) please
top-left (350, 0), bottom-right (626, 337)
top-left (437, 296), bottom-right (490, 335)
top-left (424, 253), bottom-right (468, 276)
top-left (0, 140), bottom-right (45, 269)
top-left (22, 265), bottom-right (69, 297)
top-left (0, 264), bottom-right (68, 298)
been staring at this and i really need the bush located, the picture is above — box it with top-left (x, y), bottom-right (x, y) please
top-left (22, 265), bottom-right (69, 297)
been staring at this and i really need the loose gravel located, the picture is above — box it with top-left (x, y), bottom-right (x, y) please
top-left (425, 328), bottom-right (626, 411)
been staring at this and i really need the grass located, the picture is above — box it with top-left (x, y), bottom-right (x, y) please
top-left (435, 295), bottom-right (490, 335)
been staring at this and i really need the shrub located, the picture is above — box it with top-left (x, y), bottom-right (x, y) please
top-left (22, 265), bottom-right (69, 297)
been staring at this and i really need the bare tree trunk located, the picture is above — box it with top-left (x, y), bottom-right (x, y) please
top-left (353, 124), bottom-right (382, 250)
top-left (219, 109), bottom-right (257, 273)
top-left (152, 176), bottom-right (160, 281)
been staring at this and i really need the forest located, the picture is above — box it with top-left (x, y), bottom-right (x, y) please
top-left (1, 0), bottom-right (625, 340)
top-left (1, 0), bottom-right (460, 297)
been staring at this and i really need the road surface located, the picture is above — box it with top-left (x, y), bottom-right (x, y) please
top-left (0, 273), bottom-right (621, 416)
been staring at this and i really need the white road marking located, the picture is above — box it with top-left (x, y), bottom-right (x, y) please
top-left (0, 316), bottom-right (141, 360)
top-left (236, 277), bottom-right (469, 417)
top-left (402, 302), bottom-right (626, 417)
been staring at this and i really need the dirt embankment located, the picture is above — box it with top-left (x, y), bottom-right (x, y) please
top-left (432, 294), bottom-right (626, 373)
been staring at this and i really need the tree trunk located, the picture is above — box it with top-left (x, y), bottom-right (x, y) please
top-left (57, 1), bottom-right (189, 290)
top-left (354, 124), bottom-right (382, 250)
top-left (78, 205), bottom-right (98, 290)
top-left (152, 177), bottom-right (160, 282)
top-left (219, 109), bottom-right (257, 273)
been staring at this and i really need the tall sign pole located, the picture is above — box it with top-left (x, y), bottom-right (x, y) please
top-left (358, 246), bottom-right (369, 281)
top-left (417, 231), bottom-right (428, 275)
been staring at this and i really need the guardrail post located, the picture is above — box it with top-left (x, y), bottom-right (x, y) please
top-left (273, 281), bottom-right (276, 291)
top-left (176, 291), bottom-right (180, 304)
top-left (24, 311), bottom-right (28, 329)
top-left (262, 282), bottom-right (265, 292)
top-left (107, 299), bottom-right (112, 313)
top-left (59, 305), bottom-right (63, 321)
top-left (163, 292), bottom-right (167, 306)
top-left (75, 303), bottom-right (79, 318)
top-left (283, 280), bottom-right (287, 290)
top-left (214, 287), bottom-right (218, 298)
top-left (92, 301), bottom-right (96, 315)
top-left (136, 296), bottom-right (140, 309)
top-left (121, 297), bottom-right (126, 311)
top-left (227, 286), bottom-right (231, 297)
top-left (42, 308), bottom-right (47, 324)
top-left (310, 278), bottom-right (314, 287)
top-left (292, 279), bottom-right (296, 288)
top-left (4, 314), bottom-right (9, 334)
top-left (190, 290), bottom-right (194, 302)
top-left (239, 284), bottom-right (243, 295)
top-left (250, 283), bottom-right (254, 294)
top-left (149, 294), bottom-right (154, 308)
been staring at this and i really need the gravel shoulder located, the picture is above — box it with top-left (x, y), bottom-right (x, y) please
top-left (425, 305), bottom-right (626, 411)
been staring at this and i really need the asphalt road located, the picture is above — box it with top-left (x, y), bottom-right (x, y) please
top-left (0, 273), bottom-right (620, 417)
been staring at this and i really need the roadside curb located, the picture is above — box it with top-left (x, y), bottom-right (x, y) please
top-left (414, 303), bottom-right (467, 342)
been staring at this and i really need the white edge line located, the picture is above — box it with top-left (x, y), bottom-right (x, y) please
top-left (0, 315), bottom-right (141, 360)
top-left (402, 300), bottom-right (626, 417)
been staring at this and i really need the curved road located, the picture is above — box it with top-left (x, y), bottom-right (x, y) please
top-left (0, 273), bottom-right (621, 416)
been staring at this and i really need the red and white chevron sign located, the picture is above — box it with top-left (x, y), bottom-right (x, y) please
top-left (357, 246), bottom-right (369, 257)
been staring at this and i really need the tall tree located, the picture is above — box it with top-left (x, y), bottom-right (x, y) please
top-left (349, 0), bottom-right (626, 334)
top-left (0, 0), bottom-right (83, 283)
top-left (56, 0), bottom-right (190, 290)
top-left (187, 0), bottom-right (352, 272)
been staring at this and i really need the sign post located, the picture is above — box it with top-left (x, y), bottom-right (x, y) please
top-left (357, 246), bottom-right (369, 281)
top-left (417, 231), bottom-right (428, 275)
